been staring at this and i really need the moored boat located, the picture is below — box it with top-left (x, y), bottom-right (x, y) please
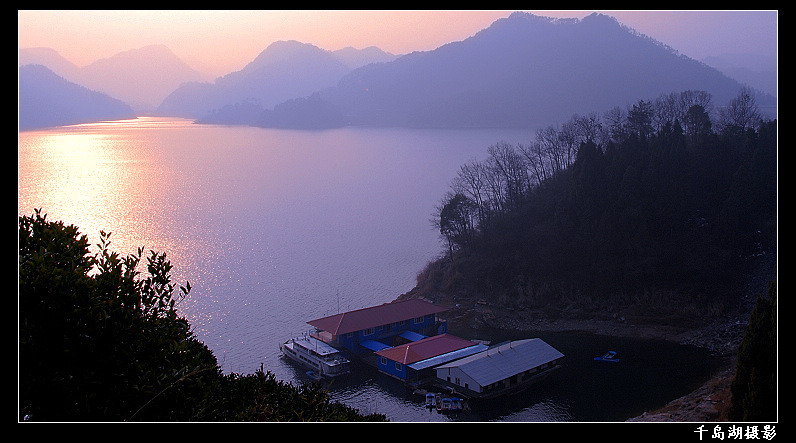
top-left (425, 392), bottom-right (437, 408)
top-left (437, 396), bottom-right (464, 413)
top-left (280, 335), bottom-right (351, 378)
top-left (594, 350), bottom-right (620, 363)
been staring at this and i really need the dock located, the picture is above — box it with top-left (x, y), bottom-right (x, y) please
top-left (299, 299), bottom-right (564, 399)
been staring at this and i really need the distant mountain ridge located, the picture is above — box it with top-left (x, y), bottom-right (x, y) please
top-left (157, 41), bottom-right (396, 119)
top-left (19, 64), bottom-right (136, 130)
top-left (19, 45), bottom-right (206, 113)
top-left (19, 13), bottom-right (775, 130)
top-left (18, 42), bottom-right (396, 127)
top-left (79, 44), bottom-right (207, 112)
top-left (332, 46), bottom-right (398, 70)
top-left (19, 47), bottom-right (82, 81)
top-left (241, 12), bottom-right (775, 130)
top-left (701, 53), bottom-right (777, 97)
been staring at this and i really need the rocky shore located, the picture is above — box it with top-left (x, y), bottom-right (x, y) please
top-left (626, 366), bottom-right (735, 422)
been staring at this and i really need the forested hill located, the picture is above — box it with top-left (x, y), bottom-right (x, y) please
top-left (411, 89), bottom-right (776, 325)
top-left (252, 12), bottom-right (774, 130)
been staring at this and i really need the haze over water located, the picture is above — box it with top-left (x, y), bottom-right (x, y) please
top-left (18, 117), bottom-right (536, 369)
top-left (18, 117), bottom-right (724, 421)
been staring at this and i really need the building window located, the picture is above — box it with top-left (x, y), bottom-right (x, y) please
top-left (363, 327), bottom-right (375, 336)
top-left (395, 362), bottom-right (403, 371)
top-left (379, 356), bottom-right (386, 365)
top-left (455, 377), bottom-right (460, 385)
top-left (413, 316), bottom-right (424, 324)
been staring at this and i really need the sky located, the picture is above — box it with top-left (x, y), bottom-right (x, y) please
top-left (18, 10), bottom-right (778, 78)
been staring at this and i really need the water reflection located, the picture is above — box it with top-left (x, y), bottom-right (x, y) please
top-left (18, 118), bottom-right (721, 422)
top-left (20, 130), bottom-right (124, 236)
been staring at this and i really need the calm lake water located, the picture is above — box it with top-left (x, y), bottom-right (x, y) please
top-left (18, 117), bottom-right (723, 422)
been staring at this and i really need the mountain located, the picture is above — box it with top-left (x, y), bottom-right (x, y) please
top-left (78, 45), bottom-right (206, 112)
top-left (158, 41), bottom-right (393, 120)
top-left (19, 64), bottom-right (136, 131)
top-left (701, 53), bottom-right (777, 98)
top-left (18, 47), bottom-right (82, 81)
top-left (332, 46), bottom-right (397, 70)
top-left (19, 45), bottom-right (207, 113)
top-left (255, 12), bottom-right (775, 130)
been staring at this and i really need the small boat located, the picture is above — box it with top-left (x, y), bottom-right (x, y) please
top-left (594, 350), bottom-right (620, 363)
top-left (280, 335), bottom-right (351, 378)
top-left (437, 397), bottom-right (464, 413)
top-left (425, 392), bottom-right (437, 408)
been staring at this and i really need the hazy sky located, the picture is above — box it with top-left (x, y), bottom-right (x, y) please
top-left (18, 10), bottom-right (778, 77)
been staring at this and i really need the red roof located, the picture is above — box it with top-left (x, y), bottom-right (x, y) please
top-left (307, 299), bottom-right (448, 336)
top-left (375, 334), bottom-right (477, 365)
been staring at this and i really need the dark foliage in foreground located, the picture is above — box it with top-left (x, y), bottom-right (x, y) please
top-left (19, 210), bottom-right (386, 422)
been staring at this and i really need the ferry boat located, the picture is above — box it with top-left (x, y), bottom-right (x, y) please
top-left (280, 335), bottom-right (351, 378)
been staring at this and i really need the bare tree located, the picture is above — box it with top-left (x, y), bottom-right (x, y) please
top-left (718, 86), bottom-right (762, 131)
top-left (517, 141), bottom-right (550, 186)
top-left (452, 159), bottom-right (490, 225)
top-left (678, 90), bottom-right (713, 116)
top-left (487, 142), bottom-right (530, 211)
top-left (652, 92), bottom-right (680, 131)
top-left (535, 125), bottom-right (570, 174)
top-left (559, 119), bottom-right (580, 168)
top-left (571, 112), bottom-right (604, 145)
top-left (603, 106), bottom-right (626, 143)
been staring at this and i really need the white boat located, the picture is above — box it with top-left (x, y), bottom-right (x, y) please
top-left (280, 335), bottom-right (351, 378)
top-left (425, 392), bottom-right (437, 408)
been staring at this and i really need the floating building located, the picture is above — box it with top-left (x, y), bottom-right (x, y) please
top-left (434, 338), bottom-right (564, 398)
top-left (302, 299), bottom-right (564, 397)
top-left (307, 299), bottom-right (449, 357)
top-left (374, 333), bottom-right (488, 384)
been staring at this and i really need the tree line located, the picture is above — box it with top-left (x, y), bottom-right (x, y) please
top-left (19, 210), bottom-right (386, 422)
top-left (430, 87), bottom-right (775, 317)
top-left (436, 88), bottom-right (766, 250)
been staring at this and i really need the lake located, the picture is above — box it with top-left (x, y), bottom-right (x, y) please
top-left (18, 117), bottom-right (724, 422)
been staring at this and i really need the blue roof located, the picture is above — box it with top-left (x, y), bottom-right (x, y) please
top-left (399, 331), bottom-right (427, 342)
top-left (360, 340), bottom-right (392, 351)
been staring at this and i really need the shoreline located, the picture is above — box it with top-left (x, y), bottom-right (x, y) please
top-left (439, 300), bottom-right (748, 356)
top-left (413, 297), bottom-right (745, 422)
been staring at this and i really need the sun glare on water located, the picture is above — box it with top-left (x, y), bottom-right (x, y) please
top-left (18, 119), bottom-right (170, 257)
